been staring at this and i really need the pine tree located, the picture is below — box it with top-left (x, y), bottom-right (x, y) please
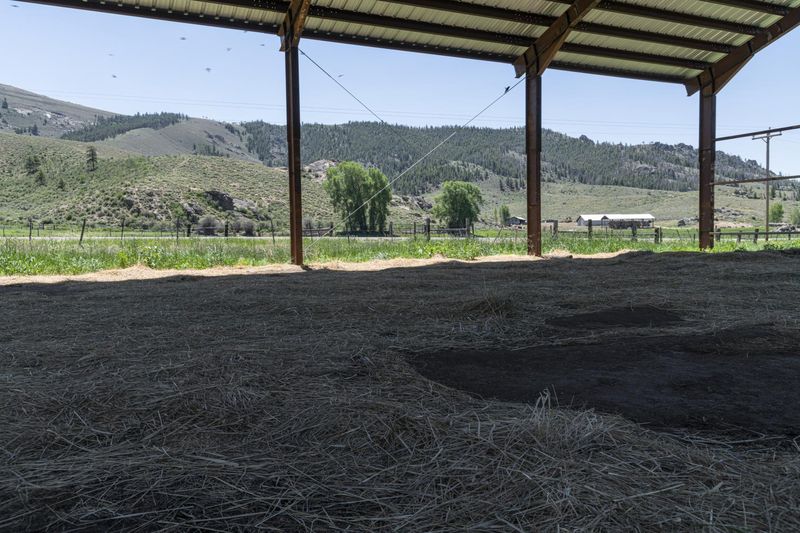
top-left (31, 123), bottom-right (39, 136)
top-left (86, 146), bottom-right (98, 172)
top-left (1, 97), bottom-right (7, 109)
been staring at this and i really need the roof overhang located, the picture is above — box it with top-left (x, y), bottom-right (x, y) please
top-left (18, 0), bottom-right (800, 94)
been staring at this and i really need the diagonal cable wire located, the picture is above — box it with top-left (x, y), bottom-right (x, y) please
top-left (298, 48), bottom-right (526, 249)
top-left (299, 49), bottom-right (430, 156)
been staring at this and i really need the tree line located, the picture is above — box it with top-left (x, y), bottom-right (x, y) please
top-left (62, 112), bottom-right (188, 142)
top-left (241, 121), bottom-right (769, 196)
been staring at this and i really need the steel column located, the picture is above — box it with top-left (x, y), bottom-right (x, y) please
top-left (285, 44), bottom-right (303, 265)
top-left (526, 74), bottom-right (542, 257)
top-left (699, 91), bottom-right (716, 250)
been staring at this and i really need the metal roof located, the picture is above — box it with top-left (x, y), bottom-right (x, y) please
top-left (20, 0), bottom-right (800, 93)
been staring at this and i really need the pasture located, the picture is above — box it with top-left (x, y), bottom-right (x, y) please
top-left (1, 250), bottom-right (799, 530)
top-left (3, 229), bottom-right (800, 275)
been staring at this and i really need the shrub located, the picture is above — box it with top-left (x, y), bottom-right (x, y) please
top-left (197, 215), bottom-right (220, 236)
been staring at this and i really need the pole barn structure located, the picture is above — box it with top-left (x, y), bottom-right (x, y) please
top-left (19, 0), bottom-right (800, 264)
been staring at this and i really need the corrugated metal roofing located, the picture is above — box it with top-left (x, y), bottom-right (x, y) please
top-left (20, 0), bottom-right (800, 91)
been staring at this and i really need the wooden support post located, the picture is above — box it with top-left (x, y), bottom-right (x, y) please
top-left (699, 91), bottom-right (716, 250)
top-left (754, 228), bottom-right (759, 243)
top-left (526, 74), bottom-right (542, 257)
top-left (176, 219), bottom-right (180, 242)
top-left (413, 221), bottom-right (417, 239)
top-left (224, 221), bottom-right (229, 238)
top-left (79, 219), bottom-right (86, 247)
top-left (425, 217), bottom-right (431, 241)
top-left (285, 44), bottom-right (304, 266)
top-left (588, 219), bottom-right (593, 240)
top-left (28, 219), bottom-right (32, 241)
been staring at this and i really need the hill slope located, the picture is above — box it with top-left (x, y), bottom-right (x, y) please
top-left (242, 122), bottom-right (769, 195)
top-left (0, 132), bottom-right (329, 228)
top-left (0, 84), bottom-right (115, 138)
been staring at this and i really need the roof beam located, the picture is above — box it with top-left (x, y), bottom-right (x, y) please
top-left (548, 0), bottom-right (763, 35)
top-left (304, 4), bottom-right (710, 71)
top-left (514, 0), bottom-right (601, 77)
top-left (686, 6), bottom-right (800, 95)
top-left (384, 0), bottom-right (734, 53)
top-left (279, 0), bottom-right (311, 51)
top-left (697, 0), bottom-right (788, 17)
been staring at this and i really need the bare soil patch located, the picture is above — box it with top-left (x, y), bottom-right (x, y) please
top-left (2, 251), bottom-right (799, 530)
top-left (412, 325), bottom-right (800, 436)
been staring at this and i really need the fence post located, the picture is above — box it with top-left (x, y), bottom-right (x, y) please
top-left (389, 221), bottom-right (393, 239)
top-left (186, 223), bottom-right (192, 238)
top-left (413, 222), bottom-right (417, 240)
top-left (424, 217), bottom-right (431, 242)
top-left (175, 219), bottom-right (180, 242)
top-left (653, 227), bottom-right (659, 244)
top-left (121, 218), bottom-right (125, 241)
top-left (224, 221), bottom-right (229, 238)
top-left (28, 219), bottom-right (33, 241)
top-left (553, 220), bottom-right (559, 239)
top-left (79, 219), bottom-right (87, 247)
top-left (588, 219), bottom-right (593, 240)
top-left (754, 228), bottom-right (759, 244)
top-left (737, 232), bottom-right (742, 243)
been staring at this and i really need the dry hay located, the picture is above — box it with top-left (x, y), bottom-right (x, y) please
top-left (1, 251), bottom-right (800, 530)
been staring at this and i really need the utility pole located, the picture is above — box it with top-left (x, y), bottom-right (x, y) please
top-left (752, 128), bottom-right (781, 240)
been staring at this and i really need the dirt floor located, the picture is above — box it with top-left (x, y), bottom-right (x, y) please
top-left (2, 250), bottom-right (800, 530)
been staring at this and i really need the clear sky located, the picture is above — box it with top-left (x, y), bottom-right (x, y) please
top-left (1, 0), bottom-right (799, 175)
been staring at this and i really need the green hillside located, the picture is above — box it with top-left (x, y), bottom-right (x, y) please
top-left (0, 132), bottom-right (330, 229)
top-left (241, 121), bottom-right (775, 195)
top-left (2, 83), bottom-right (799, 230)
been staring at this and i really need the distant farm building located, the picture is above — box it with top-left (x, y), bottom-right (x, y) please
top-left (577, 214), bottom-right (655, 229)
top-left (506, 216), bottom-right (527, 226)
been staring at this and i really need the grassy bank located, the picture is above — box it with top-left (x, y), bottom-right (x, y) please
top-left (2, 235), bottom-right (800, 276)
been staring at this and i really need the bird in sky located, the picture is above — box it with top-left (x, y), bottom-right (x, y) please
top-left (226, 47), bottom-right (232, 52)
top-left (205, 67), bottom-right (212, 73)
top-left (112, 74), bottom-right (118, 79)
top-left (180, 36), bottom-right (187, 41)
top-left (504, 86), bottom-right (510, 93)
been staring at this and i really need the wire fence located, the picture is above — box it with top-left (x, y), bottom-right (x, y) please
top-left (4, 219), bottom-right (799, 247)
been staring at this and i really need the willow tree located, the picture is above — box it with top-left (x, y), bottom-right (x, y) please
top-left (324, 162), bottom-right (391, 233)
top-left (432, 181), bottom-right (483, 228)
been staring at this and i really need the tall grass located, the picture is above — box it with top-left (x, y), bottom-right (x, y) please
top-left (1, 235), bottom-right (798, 276)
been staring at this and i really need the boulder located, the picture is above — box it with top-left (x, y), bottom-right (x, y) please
top-left (205, 190), bottom-right (234, 211)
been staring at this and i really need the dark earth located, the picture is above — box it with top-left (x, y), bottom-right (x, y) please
top-left (413, 309), bottom-right (800, 436)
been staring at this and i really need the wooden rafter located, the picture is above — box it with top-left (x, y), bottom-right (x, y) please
top-left (513, 0), bottom-right (600, 77)
top-left (279, 0), bottom-right (311, 51)
top-left (685, 6), bottom-right (800, 95)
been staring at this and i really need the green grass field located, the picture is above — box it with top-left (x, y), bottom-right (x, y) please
top-left (2, 233), bottom-right (799, 276)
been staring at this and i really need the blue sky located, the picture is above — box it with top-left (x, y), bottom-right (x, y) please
top-left (1, 0), bottom-right (799, 174)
